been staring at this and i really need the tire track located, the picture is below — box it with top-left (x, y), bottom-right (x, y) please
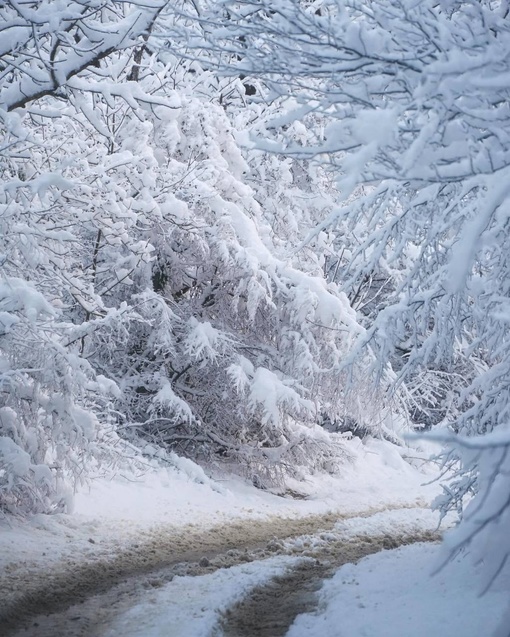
top-left (220, 532), bottom-right (439, 637)
top-left (0, 504), bottom-right (437, 636)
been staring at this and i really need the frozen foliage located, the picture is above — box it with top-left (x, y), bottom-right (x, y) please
top-left (187, 0), bottom-right (510, 431)
top-left (0, 0), bottom-right (165, 111)
top-left (171, 0), bottom-right (510, 590)
top-left (0, 0), bottom-right (374, 513)
top-left (434, 429), bottom-right (510, 599)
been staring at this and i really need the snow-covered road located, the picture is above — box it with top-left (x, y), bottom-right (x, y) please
top-left (2, 506), bottom-right (440, 636)
top-left (3, 439), bottom-right (507, 636)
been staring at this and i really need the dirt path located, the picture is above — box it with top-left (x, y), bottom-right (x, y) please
top-left (0, 506), bottom-right (439, 637)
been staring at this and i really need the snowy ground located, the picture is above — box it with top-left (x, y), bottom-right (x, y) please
top-left (102, 508), bottom-right (442, 637)
top-left (0, 437), bottom-right (436, 579)
top-left (103, 554), bottom-right (304, 637)
top-left (287, 542), bottom-right (510, 637)
top-left (2, 437), bottom-right (508, 636)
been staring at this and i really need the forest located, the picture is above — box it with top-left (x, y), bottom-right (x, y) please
top-left (1, 0), bottom-right (509, 604)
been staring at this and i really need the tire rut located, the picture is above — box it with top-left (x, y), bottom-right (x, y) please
top-left (220, 532), bottom-right (439, 637)
top-left (0, 504), bottom-right (435, 636)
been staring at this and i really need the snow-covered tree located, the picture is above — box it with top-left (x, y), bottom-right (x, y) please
top-left (78, 77), bottom-right (361, 486)
top-left (0, 0), bottom-right (168, 514)
top-left (170, 0), bottom-right (510, 585)
top-left (0, 1), bottom-right (372, 513)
